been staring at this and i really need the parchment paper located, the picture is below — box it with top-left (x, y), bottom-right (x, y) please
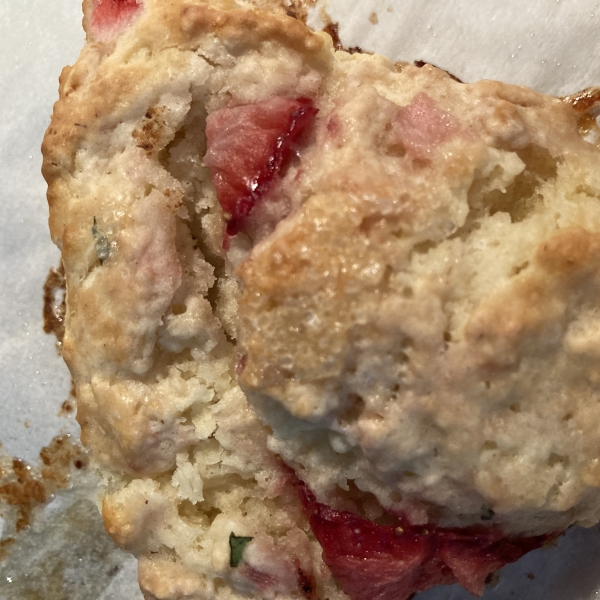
top-left (1, 1), bottom-right (599, 598)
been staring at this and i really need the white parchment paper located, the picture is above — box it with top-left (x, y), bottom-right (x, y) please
top-left (1, 1), bottom-right (600, 598)
top-left (0, 0), bottom-right (81, 462)
top-left (309, 0), bottom-right (600, 96)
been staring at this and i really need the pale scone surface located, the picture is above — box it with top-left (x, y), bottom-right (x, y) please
top-left (43, 0), bottom-right (600, 598)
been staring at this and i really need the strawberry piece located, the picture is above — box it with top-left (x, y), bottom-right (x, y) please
top-left (204, 97), bottom-right (318, 235)
top-left (91, 0), bottom-right (142, 34)
top-left (390, 92), bottom-right (461, 161)
top-left (296, 481), bottom-right (555, 600)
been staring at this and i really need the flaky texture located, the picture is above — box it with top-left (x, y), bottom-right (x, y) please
top-left (43, 0), bottom-right (600, 598)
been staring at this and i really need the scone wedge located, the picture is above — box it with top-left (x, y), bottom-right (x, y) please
top-left (43, 1), bottom-right (600, 598)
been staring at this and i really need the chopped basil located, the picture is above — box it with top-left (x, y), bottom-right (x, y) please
top-left (229, 532), bottom-right (253, 567)
top-left (92, 217), bottom-right (110, 265)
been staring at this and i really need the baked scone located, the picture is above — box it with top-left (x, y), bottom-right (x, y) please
top-left (43, 0), bottom-right (600, 598)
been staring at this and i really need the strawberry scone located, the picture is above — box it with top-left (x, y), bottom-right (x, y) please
top-left (43, 0), bottom-right (600, 598)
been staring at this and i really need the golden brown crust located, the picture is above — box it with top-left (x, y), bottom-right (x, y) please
top-left (465, 227), bottom-right (600, 368)
top-left (562, 86), bottom-right (600, 114)
top-left (178, 3), bottom-right (324, 54)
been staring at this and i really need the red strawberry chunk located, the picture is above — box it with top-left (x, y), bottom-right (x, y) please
top-left (91, 0), bottom-right (142, 33)
top-left (204, 97), bottom-right (318, 235)
top-left (296, 481), bottom-right (555, 600)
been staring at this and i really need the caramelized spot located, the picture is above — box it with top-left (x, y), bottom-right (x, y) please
top-left (322, 22), bottom-right (363, 54)
top-left (323, 22), bottom-right (343, 51)
top-left (132, 106), bottom-right (167, 154)
top-left (562, 87), bottom-right (600, 114)
top-left (414, 60), bottom-right (463, 83)
top-left (43, 264), bottom-right (66, 352)
top-left (297, 567), bottom-right (315, 599)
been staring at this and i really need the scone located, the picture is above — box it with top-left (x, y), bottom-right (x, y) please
top-left (42, 1), bottom-right (600, 598)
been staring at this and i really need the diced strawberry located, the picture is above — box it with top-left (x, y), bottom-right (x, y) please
top-left (391, 92), bottom-right (461, 161)
top-left (296, 481), bottom-right (555, 600)
top-left (91, 0), bottom-right (142, 35)
top-left (204, 97), bottom-right (318, 236)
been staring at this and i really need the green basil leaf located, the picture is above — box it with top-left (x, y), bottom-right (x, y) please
top-left (229, 532), bottom-right (253, 567)
top-left (92, 217), bottom-right (110, 265)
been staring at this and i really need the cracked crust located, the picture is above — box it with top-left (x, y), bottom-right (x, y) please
top-left (43, 0), bottom-right (600, 598)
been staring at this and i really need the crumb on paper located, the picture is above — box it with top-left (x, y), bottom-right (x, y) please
top-left (0, 477), bottom-right (139, 599)
top-left (0, 435), bottom-right (88, 536)
top-left (0, 538), bottom-right (15, 562)
top-left (59, 382), bottom-right (77, 417)
top-left (59, 398), bottom-right (76, 417)
top-left (486, 571), bottom-right (501, 588)
top-left (369, 11), bottom-right (378, 24)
